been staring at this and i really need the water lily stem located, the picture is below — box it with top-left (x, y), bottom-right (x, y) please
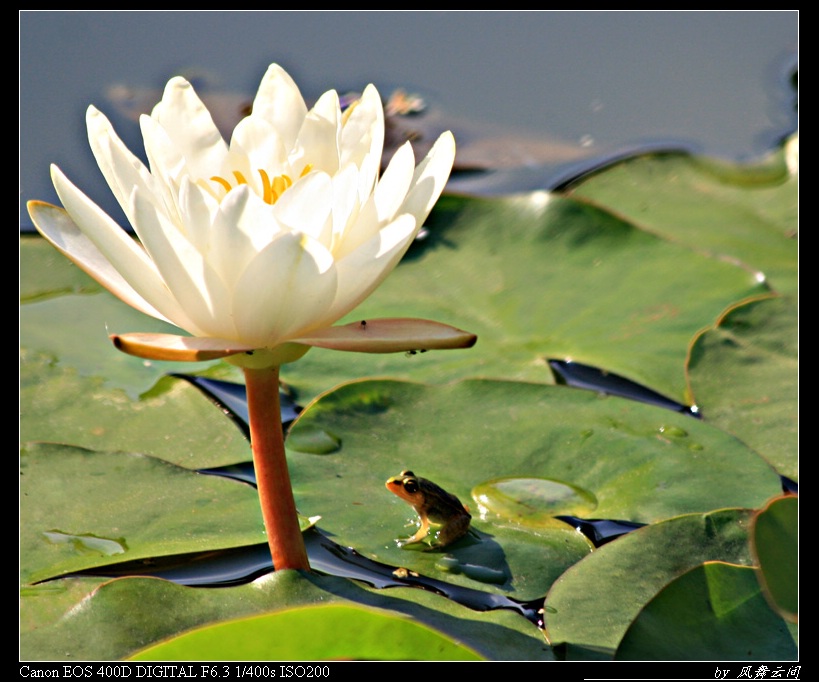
top-left (243, 365), bottom-right (310, 571)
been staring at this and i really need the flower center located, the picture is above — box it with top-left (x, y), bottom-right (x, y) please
top-left (210, 165), bottom-right (313, 205)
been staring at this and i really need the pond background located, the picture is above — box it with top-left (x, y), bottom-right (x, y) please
top-left (20, 10), bottom-right (797, 230)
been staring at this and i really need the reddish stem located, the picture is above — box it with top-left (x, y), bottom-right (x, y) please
top-left (243, 365), bottom-right (310, 571)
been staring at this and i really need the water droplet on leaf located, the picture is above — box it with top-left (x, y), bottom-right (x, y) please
top-left (43, 530), bottom-right (127, 556)
top-left (658, 425), bottom-right (688, 437)
top-left (472, 477), bottom-right (598, 527)
top-left (287, 425), bottom-right (341, 454)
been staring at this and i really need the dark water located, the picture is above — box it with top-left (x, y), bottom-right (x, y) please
top-left (20, 11), bottom-right (797, 230)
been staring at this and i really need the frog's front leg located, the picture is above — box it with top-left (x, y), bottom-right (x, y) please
top-left (398, 516), bottom-right (431, 546)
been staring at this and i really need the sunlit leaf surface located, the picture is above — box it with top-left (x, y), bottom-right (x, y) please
top-left (284, 192), bottom-right (769, 405)
top-left (130, 603), bottom-right (486, 661)
top-left (564, 144), bottom-right (798, 296)
top-left (285, 379), bottom-right (780, 599)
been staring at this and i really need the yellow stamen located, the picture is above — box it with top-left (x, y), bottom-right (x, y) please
top-left (258, 169), bottom-right (273, 204)
top-left (211, 165), bottom-right (313, 205)
top-left (210, 175), bottom-right (233, 193)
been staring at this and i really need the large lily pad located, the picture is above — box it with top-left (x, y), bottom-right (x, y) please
top-left (20, 284), bottom-right (223, 401)
top-left (20, 349), bottom-right (250, 468)
top-left (282, 193), bottom-right (769, 404)
top-left (130, 603), bottom-right (485, 661)
top-left (285, 379), bottom-right (781, 599)
top-left (564, 143), bottom-right (798, 296)
top-left (21, 442), bottom-right (270, 583)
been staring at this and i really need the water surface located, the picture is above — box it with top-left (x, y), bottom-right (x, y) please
top-left (20, 11), bottom-right (797, 228)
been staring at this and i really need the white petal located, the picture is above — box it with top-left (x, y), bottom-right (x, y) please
top-left (231, 231), bottom-right (338, 347)
top-left (316, 213), bottom-right (417, 326)
top-left (248, 64), bottom-right (308, 151)
top-left (333, 142), bottom-right (415, 261)
top-left (28, 201), bottom-right (172, 324)
top-left (209, 185), bottom-right (280, 289)
top-left (400, 131), bottom-right (456, 223)
top-left (375, 141), bottom-right (416, 219)
top-left (150, 76), bottom-right (228, 180)
top-left (49, 165), bottom-right (196, 328)
top-left (291, 89), bottom-right (341, 175)
top-left (229, 116), bottom-right (289, 174)
top-left (340, 84), bottom-right (384, 171)
top-left (330, 163), bottom-right (361, 249)
top-left (86, 107), bottom-right (158, 225)
top-left (273, 171), bottom-right (333, 245)
top-left (130, 187), bottom-right (235, 339)
top-left (355, 148), bottom-right (382, 207)
top-left (139, 113), bottom-right (188, 214)
top-left (177, 175), bottom-right (219, 252)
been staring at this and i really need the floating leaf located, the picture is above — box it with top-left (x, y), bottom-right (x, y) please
top-left (687, 294), bottom-right (798, 481)
top-left (21, 442), bottom-right (271, 583)
top-left (615, 562), bottom-right (797, 660)
top-left (544, 509), bottom-right (759, 658)
top-left (751, 494), bottom-right (798, 622)
top-left (130, 603), bottom-right (485, 661)
top-left (565, 146), bottom-right (798, 295)
top-left (283, 193), bottom-right (768, 404)
top-left (21, 571), bottom-right (549, 661)
top-left (287, 379), bottom-right (780, 599)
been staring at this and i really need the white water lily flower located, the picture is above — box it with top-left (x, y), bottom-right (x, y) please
top-left (28, 64), bottom-right (475, 367)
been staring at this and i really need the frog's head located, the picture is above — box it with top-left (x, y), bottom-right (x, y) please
top-left (385, 470), bottom-right (423, 505)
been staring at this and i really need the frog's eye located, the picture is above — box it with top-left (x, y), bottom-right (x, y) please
top-left (400, 470), bottom-right (415, 477)
top-left (402, 478), bottom-right (420, 494)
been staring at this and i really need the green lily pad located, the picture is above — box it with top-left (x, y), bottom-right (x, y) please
top-left (615, 562), bottom-right (797, 660)
top-left (20, 349), bottom-right (250, 468)
top-left (286, 380), bottom-right (780, 599)
top-left (20, 235), bottom-right (104, 302)
top-left (687, 294), bottom-right (798, 481)
top-left (282, 193), bottom-right (768, 405)
top-left (565, 144), bottom-right (798, 296)
top-left (543, 508), bottom-right (759, 658)
top-left (130, 603), bottom-right (485, 661)
top-left (20, 287), bottom-right (223, 400)
top-left (751, 494), bottom-right (798, 622)
top-left (21, 571), bottom-right (550, 661)
top-left (21, 442), bottom-right (272, 583)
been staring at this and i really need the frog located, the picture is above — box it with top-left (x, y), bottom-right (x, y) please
top-left (385, 470), bottom-right (472, 548)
